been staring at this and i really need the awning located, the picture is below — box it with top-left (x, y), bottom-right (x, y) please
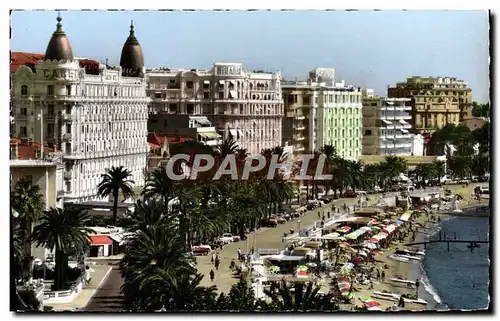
top-left (237, 130), bottom-right (244, 138)
top-left (399, 119), bottom-right (408, 124)
top-left (218, 80), bottom-right (225, 85)
top-left (108, 234), bottom-right (123, 243)
top-left (322, 232), bottom-right (343, 240)
top-left (381, 224), bottom-right (397, 234)
top-left (200, 132), bottom-right (220, 139)
top-left (382, 119), bottom-right (392, 125)
top-left (368, 232), bottom-right (388, 243)
top-left (345, 226), bottom-right (372, 240)
top-left (229, 90), bottom-right (237, 98)
top-left (229, 129), bottom-right (237, 137)
top-left (148, 142), bottom-right (161, 149)
top-left (90, 235), bottom-right (113, 246)
top-left (204, 80), bottom-right (210, 84)
top-left (336, 226), bottom-right (352, 234)
top-left (400, 211), bottom-right (412, 222)
top-left (400, 129), bottom-right (409, 134)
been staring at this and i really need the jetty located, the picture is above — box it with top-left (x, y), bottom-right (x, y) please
top-left (405, 240), bottom-right (488, 251)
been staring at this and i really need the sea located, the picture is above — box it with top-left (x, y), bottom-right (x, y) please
top-left (412, 208), bottom-right (490, 310)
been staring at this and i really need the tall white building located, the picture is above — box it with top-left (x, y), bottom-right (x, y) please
top-left (11, 17), bottom-right (149, 203)
top-left (146, 63), bottom-right (284, 155)
top-left (380, 98), bottom-right (413, 155)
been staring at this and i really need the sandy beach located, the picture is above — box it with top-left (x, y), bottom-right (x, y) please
top-left (347, 182), bottom-right (489, 311)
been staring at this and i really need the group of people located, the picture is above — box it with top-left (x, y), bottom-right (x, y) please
top-left (209, 251), bottom-right (221, 282)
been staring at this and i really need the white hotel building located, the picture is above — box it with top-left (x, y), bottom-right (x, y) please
top-left (11, 17), bottom-right (149, 203)
top-left (146, 63), bottom-right (284, 155)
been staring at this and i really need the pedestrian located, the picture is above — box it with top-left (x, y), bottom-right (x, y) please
top-left (251, 247), bottom-right (254, 255)
top-left (230, 259), bottom-right (235, 271)
top-left (376, 269), bottom-right (380, 280)
top-left (327, 211), bottom-right (331, 219)
top-left (210, 269), bottom-right (215, 282)
top-left (381, 271), bottom-right (385, 280)
top-left (215, 258), bottom-right (220, 270)
top-left (322, 215), bottom-right (325, 221)
top-left (237, 248), bottom-right (241, 260)
top-left (398, 295), bottom-right (405, 308)
top-left (317, 212), bottom-right (321, 219)
top-left (211, 252), bottom-right (215, 264)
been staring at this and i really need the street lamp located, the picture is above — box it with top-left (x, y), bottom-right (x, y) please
top-left (37, 112), bottom-right (44, 159)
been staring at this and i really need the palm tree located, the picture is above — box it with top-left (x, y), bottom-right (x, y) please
top-left (97, 166), bottom-right (135, 225)
top-left (215, 137), bottom-right (239, 158)
top-left (11, 179), bottom-right (44, 277)
top-left (263, 280), bottom-right (335, 311)
top-left (31, 208), bottom-right (92, 290)
top-left (142, 167), bottom-right (174, 204)
top-left (432, 160), bottom-right (446, 183)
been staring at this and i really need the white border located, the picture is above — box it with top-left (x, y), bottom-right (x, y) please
top-left (2, 1), bottom-right (497, 320)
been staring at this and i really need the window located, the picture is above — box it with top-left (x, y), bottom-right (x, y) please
top-left (365, 130), bottom-right (372, 136)
top-left (203, 82), bottom-right (210, 90)
top-left (47, 123), bottom-right (54, 135)
top-left (155, 93), bottom-right (162, 99)
top-left (186, 81), bottom-right (194, 89)
top-left (203, 92), bottom-right (210, 99)
top-left (187, 104), bottom-right (194, 114)
top-left (303, 96), bottom-right (311, 105)
top-left (169, 104), bottom-right (178, 113)
top-left (66, 85), bottom-right (72, 96)
top-left (21, 85), bottom-right (28, 95)
top-left (47, 85), bottom-right (54, 95)
top-left (20, 108), bottom-right (27, 116)
top-left (48, 104), bottom-right (55, 117)
top-left (20, 126), bottom-right (27, 136)
top-left (218, 92), bottom-right (225, 99)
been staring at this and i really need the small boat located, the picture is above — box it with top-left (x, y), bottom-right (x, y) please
top-left (390, 276), bottom-right (416, 286)
top-left (395, 249), bottom-right (425, 256)
top-left (395, 254), bottom-right (422, 261)
top-left (373, 291), bottom-right (428, 305)
top-left (388, 254), bottom-right (410, 262)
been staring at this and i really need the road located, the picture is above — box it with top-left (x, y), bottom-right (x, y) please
top-left (82, 267), bottom-right (124, 312)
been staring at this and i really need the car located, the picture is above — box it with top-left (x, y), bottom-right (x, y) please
top-left (261, 218), bottom-right (278, 227)
top-left (218, 233), bottom-right (239, 244)
top-left (343, 191), bottom-right (357, 198)
top-left (192, 245), bottom-right (211, 255)
top-left (276, 216), bottom-right (287, 224)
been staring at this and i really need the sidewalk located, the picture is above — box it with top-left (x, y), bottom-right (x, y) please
top-left (47, 265), bottom-right (113, 311)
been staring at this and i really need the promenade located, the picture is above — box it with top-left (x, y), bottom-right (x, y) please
top-left (196, 194), bottom-right (382, 294)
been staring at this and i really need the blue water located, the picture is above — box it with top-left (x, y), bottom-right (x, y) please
top-left (420, 215), bottom-right (490, 310)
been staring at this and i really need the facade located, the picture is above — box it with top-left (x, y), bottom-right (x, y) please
top-left (146, 63), bottom-right (284, 155)
top-left (387, 76), bottom-right (473, 132)
top-left (148, 114), bottom-right (221, 146)
top-left (362, 94), bottom-right (423, 156)
top-left (10, 17), bottom-right (149, 203)
top-left (282, 68), bottom-right (363, 160)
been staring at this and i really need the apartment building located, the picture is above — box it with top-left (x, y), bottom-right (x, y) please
top-left (11, 17), bottom-right (149, 203)
top-left (362, 92), bottom-right (424, 156)
top-left (387, 76), bottom-right (473, 132)
top-left (282, 68), bottom-right (363, 160)
top-left (146, 63), bottom-right (284, 155)
top-left (148, 114), bottom-right (221, 146)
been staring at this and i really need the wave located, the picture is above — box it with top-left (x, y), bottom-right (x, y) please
top-left (419, 264), bottom-right (444, 307)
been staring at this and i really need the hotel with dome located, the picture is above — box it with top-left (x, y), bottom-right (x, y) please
top-left (10, 16), bottom-right (150, 203)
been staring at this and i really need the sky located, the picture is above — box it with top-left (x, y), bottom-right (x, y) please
top-left (10, 10), bottom-right (490, 103)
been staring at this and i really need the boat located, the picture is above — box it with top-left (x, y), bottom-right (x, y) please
top-left (394, 254), bottom-right (422, 261)
top-left (390, 276), bottom-right (416, 286)
top-left (395, 249), bottom-right (425, 256)
top-left (388, 254), bottom-right (410, 262)
top-left (373, 291), bottom-right (427, 305)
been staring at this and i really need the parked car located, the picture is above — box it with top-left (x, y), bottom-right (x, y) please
top-left (192, 245), bottom-right (211, 255)
top-left (276, 216), bottom-right (287, 224)
top-left (343, 191), bottom-right (357, 198)
top-left (261, 218), bottom-right (278, 227)
top-left (218, 233), bottom-right (240, 244)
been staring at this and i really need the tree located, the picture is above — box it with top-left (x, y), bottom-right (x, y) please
top-left (263, 280), bottom-right (337, 311)
top-left (11, 179), bottom-right (45, 278)
top-left (227, 278), bottom-right (258, 311)
top-left (97, 166), bottom-right (135, 225)
top-left (31, 208), bottom-right (92, 290)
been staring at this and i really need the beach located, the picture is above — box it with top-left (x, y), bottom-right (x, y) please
top-left (347, 182), bottom-right (489, 311)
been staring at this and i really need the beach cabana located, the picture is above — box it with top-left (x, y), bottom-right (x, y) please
top-left (295, 270), bottom-right (309, 278)
top-left (345, 226), bottom-right (372, 240)
top-left (362, 242), bottom-right (379, 250)
top-left (322, 232), bottom-right (343, 241)
top-left (360, 297), bottom-right (382, 311)
top-left (354, 207), bottom-right (384, 217)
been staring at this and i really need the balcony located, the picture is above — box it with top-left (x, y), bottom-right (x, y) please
top-left (294, 126), bottom-right (305, 131)
top-left (62, 133), bottom-right (72, 141)
top-left (64, 171), bottom-right (72, 180)
top-left (62, 113), bottom-right (76, 122)
top-left (294, 135), bottom-right (305, 141)
top-left (294, 115), bottom-right (305, 120)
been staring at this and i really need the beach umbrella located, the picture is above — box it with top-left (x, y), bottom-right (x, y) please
top-left (353, 257), bottom-right (363, 263)
top-left (295, 270), bottom-right (308, 278)
top-left (337, 276), bottom-right (350, 283)
top-left (337, 226), bottom-right (352, 234)
top-left (306, 262), bottom-right (318, 268)
top-left (372, 250), bottom-right (382, 255)
top-left (363, 243), bottom-right (379, 250)
top-left (296, 265), bottom-right (308, 272)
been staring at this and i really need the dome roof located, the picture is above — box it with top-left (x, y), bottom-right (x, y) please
top-left (120, 21), bottom-right (144, 77)
top-left (44, 15), bottom-right (73, 61)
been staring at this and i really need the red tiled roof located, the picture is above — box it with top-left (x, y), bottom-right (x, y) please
top-left (10, 52), bottom-right (45, 73)
top-left (166, 136), bottom-right (193, 144)
top-left (90, 235), bottom-right (113, 245)
top-left (148, 142), bottom-right (161, 149)
top-left (11, 139), bottom-right (54, 159)
top-left (147, 132), bottom-right (166, 146)
top-left (11, 52), bottom-right (100, 74)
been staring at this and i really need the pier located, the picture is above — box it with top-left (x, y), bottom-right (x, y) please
top-left (405, 231), bottom-right (489, 251)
